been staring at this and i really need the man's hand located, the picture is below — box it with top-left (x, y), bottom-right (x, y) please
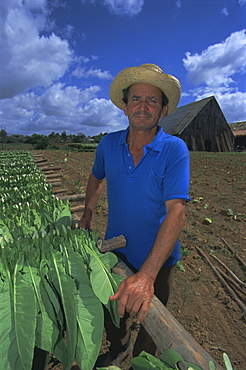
top-left (72, 216), bottom-right (90, 230)
top-left (109, 272), bottom-right (154, 324)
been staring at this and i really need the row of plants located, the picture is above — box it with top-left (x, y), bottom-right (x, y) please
top-left (100, 350), bottom-right (235, 370)
top-left (64, 143), bottom-right (98, 152)
top-left (0, 150), bottom-right (123, 370)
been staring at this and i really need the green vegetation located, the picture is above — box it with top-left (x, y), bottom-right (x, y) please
top-left (0, 129), bottom-right (107, 151)
top-left (130, 349), bottom-right (235, 370)
top-left (0, 150), bottom-right (122, 370)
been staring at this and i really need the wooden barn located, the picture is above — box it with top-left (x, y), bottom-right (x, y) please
top-left (158, 96), bottom-right (234, 152)
top-left (229, 121), bottom-right (246, 151)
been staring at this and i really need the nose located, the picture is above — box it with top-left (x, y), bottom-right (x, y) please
top-left (138, 98), bottom-right (149, 110)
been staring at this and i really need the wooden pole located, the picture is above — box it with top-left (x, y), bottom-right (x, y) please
top-left (59, 193), bottom-right (86, 202)
top-left (112, 260), bottom-right (223, 370)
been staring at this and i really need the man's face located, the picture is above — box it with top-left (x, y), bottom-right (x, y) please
top-left (122, 83), bottom-right (168, 131)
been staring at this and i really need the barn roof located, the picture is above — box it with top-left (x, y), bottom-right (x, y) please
top-left (158, 96), bottom-right (214, 135)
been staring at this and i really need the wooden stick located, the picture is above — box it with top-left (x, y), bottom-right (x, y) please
top-left (98, 235), bottom-right (126, 253)
top-left (40, 166), bottom-right (62, 171)
top-left (221, 238), bottom-right (246, 270)
top-left (212, 254), bottom-right (246, 289)
top-left (112, 260), bottom-right (223, 370)
top-left (35, 158), bottom-right (47, 163)
top-left (217, 267), bottom-right (246, 298)
top-left (196, 247), bottom-right (246, 315)
top-left (36, 161), bottom-right (55, 167)
top-left (59, 193), bottom-right (86, 202)
top-left (70, 205), bottom-right (85, 213)
top-left (46, 173), bottom-right (63, 179)
top-left (49, 181), bottom-right (61, 187)
top-left (53, 189), bottom-right (67, 195)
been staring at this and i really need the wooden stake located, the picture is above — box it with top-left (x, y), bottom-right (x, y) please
top-left (221, 238), bottom-right (246, 270)
top-left (212, 254), bottom-right (246, 289)
top-left (113, 260), bottom-right (223, 370)
top-left (196, 246), bottom-right (246, 315)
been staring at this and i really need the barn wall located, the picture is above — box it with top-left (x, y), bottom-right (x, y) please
top-left (180, 98), bottom-right (234, 152)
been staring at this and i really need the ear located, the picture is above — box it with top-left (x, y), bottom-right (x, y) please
top-left (160, 105), bottom-right (168, 118)
top-left (122, 102), bottom-right (128, 116)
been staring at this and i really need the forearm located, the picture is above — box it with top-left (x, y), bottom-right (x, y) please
top-left (80, 173), bottom-right (104, 227)
top-left (139, 200), bottom-right (186, 282)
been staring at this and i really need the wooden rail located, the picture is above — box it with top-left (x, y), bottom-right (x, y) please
top-left (101, 236), bottom-right (223, 370)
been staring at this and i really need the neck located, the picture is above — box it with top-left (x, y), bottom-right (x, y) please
top-left (127, 126), bottom-right (158, 148)
top-left (127, 126), bottom-right (158, 166)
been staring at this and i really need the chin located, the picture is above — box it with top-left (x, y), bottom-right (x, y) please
top-left (131, 122), bottom-right (157, 131)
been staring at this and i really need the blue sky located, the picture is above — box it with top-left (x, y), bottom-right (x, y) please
top-left (0, 0), bottom-right (245, 136)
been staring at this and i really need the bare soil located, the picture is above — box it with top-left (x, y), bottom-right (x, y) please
top-left (39, 150), bottom-right (246, 370)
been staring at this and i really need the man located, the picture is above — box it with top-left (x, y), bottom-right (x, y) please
top-left (76, 63), bottom-right (190, 363)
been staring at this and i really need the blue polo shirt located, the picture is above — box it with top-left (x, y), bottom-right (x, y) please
top-left (92, 126), bottom-right (190, 270)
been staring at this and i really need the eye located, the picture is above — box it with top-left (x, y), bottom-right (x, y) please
top-left (149, 97), bottom-right (157, 104)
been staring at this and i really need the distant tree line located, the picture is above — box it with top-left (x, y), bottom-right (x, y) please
top-left (0, 129), bottom-right (107, 150)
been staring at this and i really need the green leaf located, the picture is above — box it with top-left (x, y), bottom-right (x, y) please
top-left (208, 361), bottom-right (216, 370)
top-left (96, 367), bottom-right (121, 370)
top-left (176, 261), bottom-right (185, 272)
top-left (68, 249), bottom-right (104, 370)
top-left (223, 353), bottom-right (233, 370)
top-left (99, 252), bottom-right (119, 270)
top-left (88, 250), bottom-right (118, 305)
top-left (74, 282), bottom-right (104, 370)
top-left (27, 266), bottom-right (55, 353)
top-left (160, 348), bottom-right (184, 367)
top-left (49, 251), bottom-right (77, 369)
top-left (40, 278), bottom-right (68, 366)
top-left (13, 265), bottom-right (37, 369)
top-left (0, 279), bottom-right (23, 370)
top-left (161, 349), bottom-right (202, 370)
top-left (185, 362), bottom-right (201, 370)
top-left (131, 354), bottom-right (167, 369)
top-left (54, 208), bottom-right (72, 228)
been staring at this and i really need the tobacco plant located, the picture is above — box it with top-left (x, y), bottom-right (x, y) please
top-left (0, 151), bottom-right (122, 370)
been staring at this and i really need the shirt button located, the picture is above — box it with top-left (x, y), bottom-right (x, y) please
top-left (128, 153), bottom-right (131, 157)
top-left (129, 166), bottom-right (132, 169)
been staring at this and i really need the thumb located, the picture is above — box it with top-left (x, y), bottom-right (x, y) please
top-left (109, 281), bottom-right (125, 301)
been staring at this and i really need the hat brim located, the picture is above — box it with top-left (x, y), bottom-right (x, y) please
top-left (110, 66), bottom-right (181, 114)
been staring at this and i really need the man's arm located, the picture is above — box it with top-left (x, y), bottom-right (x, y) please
top-left (74, 173), bottom-right (104, 230)
top-left (110, 198), bottom-right (187, 323)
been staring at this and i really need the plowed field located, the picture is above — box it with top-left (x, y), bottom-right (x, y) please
top-left (40, 150), bottom-right (246, 370)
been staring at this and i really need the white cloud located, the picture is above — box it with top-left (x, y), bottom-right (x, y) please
top-left (176, 1), bottom-right (182, 9)
top-left (0, 0), bottom-right (122, 136)
top-left (221, 6), bottom-right (229, 16)
top-left (183, 30), bottom-right (246, 123)
top-left (72, 66), bottom-right (112, 79)
top-left (183, 29), bottom-right (246, 87)
top-left (239, 0), bottom-right (246, 5)
top-left (80, 0), bottom-right (144, 16)
top-left (0, 84), bottom-right (127, 136)
top-left (186, 87), bottom-right (246, 123)
top-left (0, 0), bottom-right (73, 98)
top-left (102, 0), bottom-right (144, 16)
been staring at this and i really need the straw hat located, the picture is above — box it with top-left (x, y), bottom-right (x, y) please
top-left (110, 63), bottom-right (181, 114)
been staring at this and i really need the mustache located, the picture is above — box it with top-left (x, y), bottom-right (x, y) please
top-left (133, 110), bottom-right (152, 118)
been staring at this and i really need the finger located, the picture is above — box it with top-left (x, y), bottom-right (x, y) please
top-left (136, 299), bottom-right (151, 324)
top-left (127, 298), bottom-right (142, 319)
top-left (117, 292), bottom-right (130, 318)
top-left (109, 281), bottom-right (125, 301)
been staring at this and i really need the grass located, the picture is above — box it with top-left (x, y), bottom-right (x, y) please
top-left (1, 143), bottom-right (34, 151)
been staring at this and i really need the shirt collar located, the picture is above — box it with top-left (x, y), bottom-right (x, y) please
top-left (117, 127), bottom-right (129, 146)
top-left (117, 126), bottom-right (167, 151)
top-left (146, 126), bottom-right (167, 152)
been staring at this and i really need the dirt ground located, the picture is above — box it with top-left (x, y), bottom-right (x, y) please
top-left (38, 149), bottom-right (246, 370)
